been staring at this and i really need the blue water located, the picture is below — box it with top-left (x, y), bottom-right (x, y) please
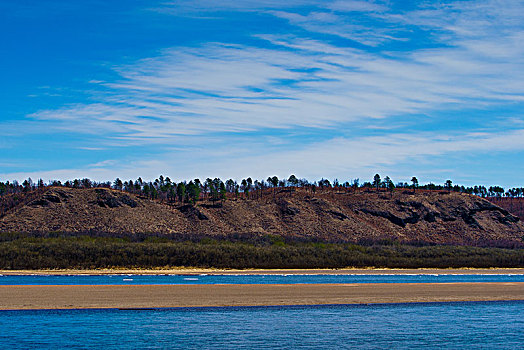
top-left (1, 302), bottom-right (522, 349)
top-left (1, 273), bottom-right (524, 285)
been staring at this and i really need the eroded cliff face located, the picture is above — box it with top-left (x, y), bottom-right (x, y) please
top-left (1, 187), bottom-right (522, 246)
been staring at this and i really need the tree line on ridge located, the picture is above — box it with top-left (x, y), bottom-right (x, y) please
top-left (0, 174), bottom-right (522, 207)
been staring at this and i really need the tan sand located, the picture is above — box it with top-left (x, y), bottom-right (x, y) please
top-left (1, 282), bottom-right (523, 310)
top-left (1, 268), bottom-right (524, 275)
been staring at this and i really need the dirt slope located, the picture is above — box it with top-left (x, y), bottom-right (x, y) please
top-left (1, 187), bottom-right (523, 245)
top-left (488, 197), bottom-right (524, 221)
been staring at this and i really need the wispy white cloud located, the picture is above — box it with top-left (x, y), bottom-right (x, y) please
top-left (268, 9), bottom-right (406, 46)
top-left (77, 147), bottom-right (106, 151)
top-left (5, 0), bottom-right (524, 184)
top-left (29, 27), bottom-right (524, 144)
top-left (5, 127), bottom-right (524, 186)
top-left (153, 0), bottom-right (321, 13)
top-left (327, 1), bottom-right (387, 13)
top-left (89, 160), bottom-right (117, 168)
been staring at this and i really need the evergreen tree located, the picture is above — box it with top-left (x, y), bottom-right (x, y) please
top-left (373, 174), bottom-right (381, 192)
top-left (177, 182), bottom-right (186, 202)
top-left (411, 177), bottom-right (419, 193)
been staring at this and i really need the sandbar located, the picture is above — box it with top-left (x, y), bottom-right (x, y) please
top-left (1, 282), bottom-right (523, 310)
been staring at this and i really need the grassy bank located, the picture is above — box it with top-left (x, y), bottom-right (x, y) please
top-left (1, 233), bottom-right (523, 269)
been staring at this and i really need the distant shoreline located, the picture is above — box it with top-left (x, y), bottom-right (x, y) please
top-left (1, 282), bottom-right (523, 310)
top-left (2, 268), bottom-right (524, 275)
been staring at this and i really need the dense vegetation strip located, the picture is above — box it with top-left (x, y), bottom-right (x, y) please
top-left (1, 234), bottom-right (522, 269)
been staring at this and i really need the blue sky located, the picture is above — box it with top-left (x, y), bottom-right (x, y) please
top-left (2, 0), bottom-right (524, 188)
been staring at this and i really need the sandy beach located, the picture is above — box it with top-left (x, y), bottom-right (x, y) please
top-left (2, 268), bottom-right (524, 275)
top-left (1, 282), bottom-right (523, 310)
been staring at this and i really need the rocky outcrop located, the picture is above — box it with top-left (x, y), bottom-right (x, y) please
top-left (94, 189), bottom-right (138, 208)
top-left (28, 189), bottom-right (72, 207)
top-left (178, 204), bottom-right (209, 220)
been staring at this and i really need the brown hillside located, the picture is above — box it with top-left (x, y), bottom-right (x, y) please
top-left (1, 187), bottom-right (523, 246)
top-left (488, 197), bottom-right (524, 221)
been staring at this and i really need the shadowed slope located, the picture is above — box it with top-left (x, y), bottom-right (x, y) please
top-left (1, 187), bottom-right (522, 245)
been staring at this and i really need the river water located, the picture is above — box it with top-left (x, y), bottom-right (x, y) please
top-left (2, 274), bottom-right (523, 349)
top-left (1, 302), bottom-right (523, 349)
top-left (1, 273), bottom-right (524, 285)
